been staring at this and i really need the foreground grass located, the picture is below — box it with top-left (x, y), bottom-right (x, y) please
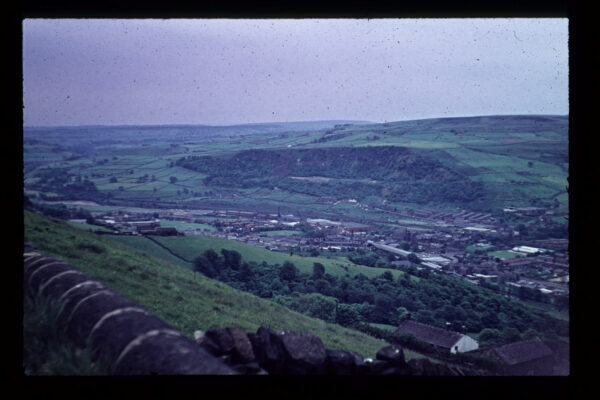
top-left (24, 210), bottom-right (408, 359)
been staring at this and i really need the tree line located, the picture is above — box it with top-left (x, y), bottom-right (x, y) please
top-left (192, 248), bottom-right (567, 349)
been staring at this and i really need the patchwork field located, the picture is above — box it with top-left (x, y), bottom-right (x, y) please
top-left (24, 115), bottom-right (568, 225)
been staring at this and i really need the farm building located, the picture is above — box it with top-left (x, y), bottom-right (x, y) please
top-left (394, 320), bottom-right (479, 354)
top-left (485, 337), bottom-right (554, 375)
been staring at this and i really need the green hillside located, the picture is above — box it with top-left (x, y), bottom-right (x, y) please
top-left (177, 146), bottom-right (490, 210)
top-left (24, 115), bottom-right (568, 219)
top-left (23, 210), bottom-right (406, 358)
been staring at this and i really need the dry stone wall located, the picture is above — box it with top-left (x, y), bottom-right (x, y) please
top-left (23, 243), bottom-right (235, 375)
top-left (23, 242), bottom-right (457, 375)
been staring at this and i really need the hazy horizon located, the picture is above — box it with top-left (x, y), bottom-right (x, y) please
top-left (23, 113), bottom-right (569, 129)
top-left (23, 18), bottom-right (568, 127)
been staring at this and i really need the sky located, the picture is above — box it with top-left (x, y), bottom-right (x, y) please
top-left (22, 18), bottom-right (569, 126)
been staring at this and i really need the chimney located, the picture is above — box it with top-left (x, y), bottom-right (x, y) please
top-left (445, 322), bottom-right (451, 331)
top-left (461, 325), bottom-right (467, 334)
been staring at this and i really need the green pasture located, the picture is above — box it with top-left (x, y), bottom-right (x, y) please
top-left (104, 234), bottom-right (192, 269)
top-left (158, 219), bottom-right (217, 232)
top-left (150, 234), bottom-right (408, 280)
top-left (368, 322), bottom-right (399, 332)
top-left (487, 250), bottom-right (524, 259)
top-left (261, 230), bottom-right (302, 237)
top-left (67, 221), bottom-right (116, 233)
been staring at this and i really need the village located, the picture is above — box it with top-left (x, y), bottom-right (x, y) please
top-left (78, 200), bottom-right (569, 305)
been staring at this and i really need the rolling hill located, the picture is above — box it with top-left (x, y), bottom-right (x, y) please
top-left (23, 114), bottom-right (569, 222)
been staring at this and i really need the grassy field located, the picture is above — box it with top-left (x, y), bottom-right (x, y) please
top-left (148, 234), bottom-right (409, 280)
top-left (24, 210), bottom-right (409, 358)
top-left (104, 235), bottom-right (193, 269)
top-left (261, 230), bottom-right (302, 236)
top-left (67, 221), bottom-right (115, 233)
top-left (368, 322), bottom-right (399, 332)
top-left (488, 250), bottom-right (524, 259)
top-left (158, 220), bottom-right (217, 232)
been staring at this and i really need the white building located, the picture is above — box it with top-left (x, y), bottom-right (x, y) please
top-left (512, 245), bottom-right (546, 254)
top-left (395, 320), bottom-right (479, 354)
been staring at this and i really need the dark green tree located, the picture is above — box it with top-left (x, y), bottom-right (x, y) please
top-left (479, 328), bottom-right (502, 348)
top-left (204, 249), bottom-right (220, 264)
top-left (501, 327), bottom-right (522, 344)
top-left (312, 262), bottom-right (325, 279)
top-left (335, 303), bottom-right (362, 326)
top-left (381, 271), bottom-right (394, 281)
top-left (193, 255), bottom-right (217, 278)
top-left (280, 261), bottom-right (298, 281)
top-left (221, 249), bottom-right (241, 270)
top-left (415, 309), bottom-right (435, 325)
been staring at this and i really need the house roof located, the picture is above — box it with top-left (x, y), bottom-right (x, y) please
top-left (491, 337), bottom-right (553, 365)
top-left (394, 320), bottom-right (464, 349)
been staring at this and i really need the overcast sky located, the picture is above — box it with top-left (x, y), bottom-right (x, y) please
top-left (22, 18), bottom-right (568, 126)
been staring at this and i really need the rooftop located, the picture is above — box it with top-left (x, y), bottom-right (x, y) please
top-left (394, 320), bottom-right (465, 349)
top-left (491, 337), bottom-right (553, 365)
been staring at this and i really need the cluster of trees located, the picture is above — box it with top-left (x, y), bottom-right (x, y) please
top-left (387, 180), bottom-right (489, 209)
top-left (24, 197), bottom-right (95, 222)
top-left (309, 132), bottom-right (353, 144)
top-left (137, 174), bottom-right (156, 184)
top-left (192, 248), bottom-right (565, 347)
top-left (29, 167), bottom-right (103, 201)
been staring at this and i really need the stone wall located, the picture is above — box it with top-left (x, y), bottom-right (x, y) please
top-left (23, 242), bottom-right (457, 375)
top-left (196, 325), bottom-right (457, 375)
top-left (23, 243), bottom-right (234, 375)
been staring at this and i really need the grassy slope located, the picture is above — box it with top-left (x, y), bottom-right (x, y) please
top-left (106, 235), bottom-right (193, 269)
top-left (24, 210), bottom-right (418, 359)
top-left (142, 234), bottom-right (410, 280)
